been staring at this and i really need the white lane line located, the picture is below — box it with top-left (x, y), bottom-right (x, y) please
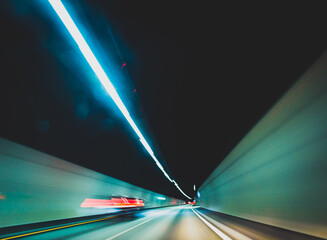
top-left (105, 208), bottom-right (173, 240)
top-left (193, 208), bottom-right (253, 240)
top-left (191, 207), bottom-right (232, 240)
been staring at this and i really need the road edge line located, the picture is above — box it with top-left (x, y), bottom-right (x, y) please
top-left (191, 207), bottom-right (232, 240)
top-left (0, 215), bottom-right (117, 240)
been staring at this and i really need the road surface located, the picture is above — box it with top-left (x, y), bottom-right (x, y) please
top-left (0, 206), bottom-right (323, 240)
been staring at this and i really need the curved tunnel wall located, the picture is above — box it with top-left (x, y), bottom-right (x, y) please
top-left (197, 53), bottom-right (327, 238)
top-left (0, 138), bottom-right (180, 228)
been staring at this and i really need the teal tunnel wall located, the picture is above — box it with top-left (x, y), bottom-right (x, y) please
top-left (197, 53), bottom-right (327, 239)
top-left (0, 138), bottom-right (180, 228)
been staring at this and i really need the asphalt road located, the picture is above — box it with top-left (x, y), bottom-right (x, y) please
top-left (1, 206), bottom-right (220, 240)
top-left (0, 206), bottom-right (324, 240)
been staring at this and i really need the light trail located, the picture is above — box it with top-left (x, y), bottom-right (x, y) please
top-left (48, 0), bottom-right (191, 199)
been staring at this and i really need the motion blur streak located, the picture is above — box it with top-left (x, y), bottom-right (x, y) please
top-left (0, 138), bottom-right (181, 228)
top-left (196, 52), bottom-right (327, 238)
top-left (80, 197), bottom-right (144, 208)
top-left (47, 0), bottom-right (191, 199)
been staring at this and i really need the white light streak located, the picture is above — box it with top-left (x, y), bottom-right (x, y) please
top-left (173, 180), bottom-right (191, 199)
top-left (48, 0), bottom-right (191, 199)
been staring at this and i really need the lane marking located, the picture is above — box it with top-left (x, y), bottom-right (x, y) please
top-left (193, 208), bottom-right (253, 240)
top-left (105, 208), bottom-right (175, 240)
top-left (191, 207), bottom-right (232, 240)
top-left (105, 216), bottom-right (157, 240)
top-left (0, 215), bottom-right (117, 240)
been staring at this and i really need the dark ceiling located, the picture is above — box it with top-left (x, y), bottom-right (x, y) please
top-left (1, 0), bottom-right (327, 200)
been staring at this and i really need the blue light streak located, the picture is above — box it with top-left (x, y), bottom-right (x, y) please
top-left (48, 0), bottom-right (191, 200)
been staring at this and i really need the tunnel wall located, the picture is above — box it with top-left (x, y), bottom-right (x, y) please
top-left (197, 53), bottom-right (327, 238)
top-left (0, 137), bottom-right (180, 228)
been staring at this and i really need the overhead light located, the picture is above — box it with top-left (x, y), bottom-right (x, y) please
top-left (48, 0), bottom-right (191, 200)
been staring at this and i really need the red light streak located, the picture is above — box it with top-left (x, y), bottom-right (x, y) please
top-left (80, 197), bottom-right (144, 208)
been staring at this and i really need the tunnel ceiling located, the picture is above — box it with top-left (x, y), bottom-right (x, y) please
top-left (1, 0), bottom-right (327, 199)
